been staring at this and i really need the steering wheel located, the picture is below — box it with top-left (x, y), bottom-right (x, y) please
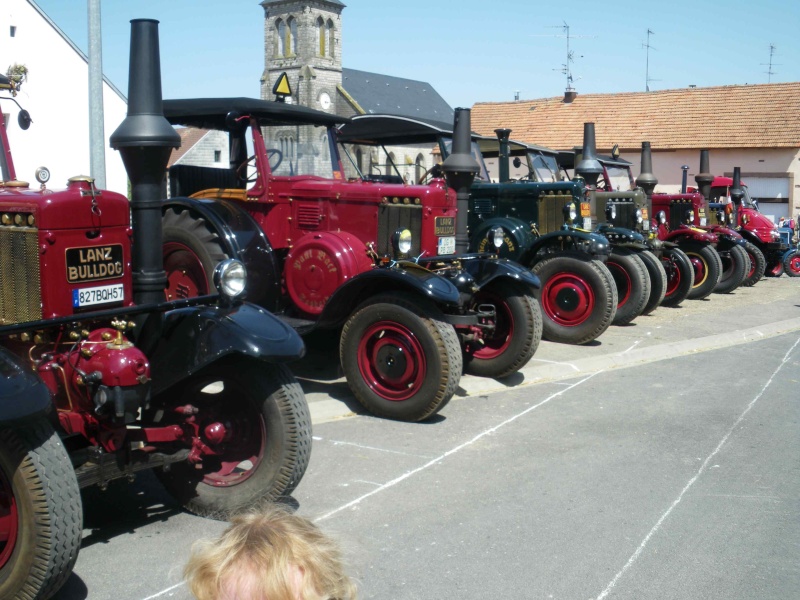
top-left (236, 150), bottom-right (283, 184)
top-left (417, 163), bottom-right (444, 185)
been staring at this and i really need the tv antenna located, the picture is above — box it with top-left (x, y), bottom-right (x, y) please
top-left (533, 22), bottom-right (594, 92)
top-left (761, 44), bottom-right (780, 82)
top-left (642, 28), bottom-right (658, 91)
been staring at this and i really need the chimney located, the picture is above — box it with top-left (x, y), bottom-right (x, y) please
top-left (564, 89), bottom-right (577, 103)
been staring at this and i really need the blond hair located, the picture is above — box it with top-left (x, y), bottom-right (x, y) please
top-left (184, 504), bottom-right (357, 600)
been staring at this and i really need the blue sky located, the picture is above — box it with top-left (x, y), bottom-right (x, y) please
top-left (33, 0), bottom-right (800, 107)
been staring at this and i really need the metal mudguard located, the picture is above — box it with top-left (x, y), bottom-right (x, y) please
top-left (595, 224), bottom-right (648, 250)
top-left (0, 347), bottom-right (51, 424)
top-left (528, 229), bottom-right (612, 262)
top-left (314, 265), bottom-right (461, 329)
top-left (663, 227), bottom-right (717, 244)
top-left (141, 302), bottom-right (305, 396)
top-left (163, 198), bottom-right (282, 312)
top-left (457, 255), bottom-right (540, 291)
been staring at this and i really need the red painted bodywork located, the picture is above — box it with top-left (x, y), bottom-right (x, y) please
top-left (651, 192), bottom-right (719, 244)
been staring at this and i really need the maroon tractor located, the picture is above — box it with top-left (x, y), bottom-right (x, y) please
top-left (161, 98), bottom-right (542, 421)
top-left (0, 21), bottom-right (312, 599)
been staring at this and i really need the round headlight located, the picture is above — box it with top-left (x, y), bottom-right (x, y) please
top-left (605, 204), bottom-right (617, 221)
top-left (658, 210), bottom-right (667, 225)
top-left (635, 208), bottom-right (643, 224)
top-left (491, 225), bottom-right (505, 249)
top-left (392, 228), bottom-right (413, 255)
top-left (685, 209), bottom-right (695, 224)
top-left (214, 259), bottom-right (247, 300)
top-left (563, 202), bottom-right (577, 222)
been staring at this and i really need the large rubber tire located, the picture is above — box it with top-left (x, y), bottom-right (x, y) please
top-left (532, 253), bottom-right (617, 345)
top-left (683, 242), bottom-right (722, 300)
top-left (606, 248), bottom-right (651, 326)
top-left (660, 247), bottom-right (693, 307)
top-left (713, 244), bottom-right (748, 294)
top-left (0, 420), bottom-right (82, 600)
top-left (464, 280), bottom-right (542, 378)
top-left (154, 361), bottom-right (312, 518)
top-left (340, 293), bottom-right (461, 421)
top-left (783, 250), bottom-right (800, 277)
top-left (162, 207), bottom-right (229, 299)
top-left (742, 242), bottom-right (766, 287)
top-left (637, 250), bottom-right (667, 315)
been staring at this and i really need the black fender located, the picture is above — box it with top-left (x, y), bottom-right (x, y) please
top-left (0, 347), bottom-right (51, 424)
top-left (163, 197), bottom-right (282, 312)
top-left (142, 302), bottom-right (305, 397)
top-left (714, 233), bottom-right (747, 251)
top-left (468, 216), bottom-right (535, 263)
top-left (595, 224), bottom-right (648, 250)
top-left (459, 255), bottom-right (540, 293)
top-left (314, 265), bottom-right (461, 329)
top-left (528, 229), bottom-right (612, 263)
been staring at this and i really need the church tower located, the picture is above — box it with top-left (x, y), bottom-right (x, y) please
top-left (260, 0), bottom-right (344, 114)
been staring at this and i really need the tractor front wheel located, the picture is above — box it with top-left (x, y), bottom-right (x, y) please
top-left (637, 250), bottom-right (667, 315)
top-left (532, 253), bottom-right (617, 345)
top-left (783, 249), bottom-right (800, 277)
top-left (683, 242), bottom-right (722, 300)
top-left (606, 248), bottom-right (651, 326)
top-left (340, 293), bottom-right (461, 421)
top-left (713, 244), bottom-right (748, 294)
top-left (660, 247), bottom-right (693, 307)
top-left (741, 242), bottom-right (767, 286)
top-left (464, 280), bottom-right (542, 378)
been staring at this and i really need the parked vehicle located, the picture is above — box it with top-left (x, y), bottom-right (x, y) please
top-left (337, 115), bottom-right (619, 345)
top-left (0, 19), bottom-right (312, 600)
top-left (707, 169), bottom-right (791, 279)
top-left (161, 100), bottom-right (541, 421)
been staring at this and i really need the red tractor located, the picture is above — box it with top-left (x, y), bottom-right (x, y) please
top-left (160, 97), bottom-right (542, 422)
top-left (0, 20), bottom-right (312, 599)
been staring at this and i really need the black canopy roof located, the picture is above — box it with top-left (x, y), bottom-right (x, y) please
top-left (163, 97), bottom-right (348, 130)
top-left (556, 150), bottom-right (632, 170)
top-left (336, 114), bottom-right (455, 145)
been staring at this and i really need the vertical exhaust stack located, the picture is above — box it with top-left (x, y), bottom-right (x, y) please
top-left (575, 122), bottom-right (603, 187)
top-left (695, 149), bottom-right (713, 201)
top-left (680, 165), bottom-right (689, 194)
top-left (635, 141), bottom-right (658, 198)
top-left (442, 108), bottom-right (479, 255)
top-left (495, 128), bottom-right (511, 183)
top-left (730, 166), bottom-right (743, 206)
top-left (110, 19), bottom-right (180, 305)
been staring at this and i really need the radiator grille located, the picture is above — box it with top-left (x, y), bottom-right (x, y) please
top-left (537, 192), bottom-right (570, 234)
top-left (0, 227), bottom-right (42, 324)
top-left (609, 200), bottom-right (636, 229)
top-left (670, 200), bottom-right (693, 230)
top-left (377, 204), bottom-right (422, 257)
top-left (472, 197), bottom-right (494, 218)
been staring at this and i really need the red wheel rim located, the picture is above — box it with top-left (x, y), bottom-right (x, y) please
top-left (471, 291), bottom-right (514, 360)
top-left (357, 321), bottom-right (426, 401)
top-left (745, 251), bottom-right (757, 278)
top-left (606, 261), bottom-right (632, 308)
top-left (662, 256), bottom-right (682, 296)
top-left (163, 241), bottom-right (209, 299)
top-left (541, 272), bottom-right (596, 327)
top-left (788, 253), bottom-right (800, 275)
top-left (685, 253), bottom-right (708, 287)
top-left (196, 389), bottom-right (266, 487)
top-left (0, 467), bottom-right (19, 569)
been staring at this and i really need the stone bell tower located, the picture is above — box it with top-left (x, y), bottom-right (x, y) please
top-left (260, 0), bottom-right (344, 114)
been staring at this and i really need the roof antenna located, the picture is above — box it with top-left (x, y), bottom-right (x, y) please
top-left (534, 22), bottom-right (593, 98)
top-left (642, 29), bottom-right (658, 92)
top-left (761, 44), bottom-right (780, 83)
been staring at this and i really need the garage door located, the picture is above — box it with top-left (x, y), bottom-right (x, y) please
top-left (745, 177), bottom-right (790, 200)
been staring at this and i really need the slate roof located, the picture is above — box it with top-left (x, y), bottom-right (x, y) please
top-left (471, 82), bottom-right (800, 152)
top-left (341, 68), bottom-right (454, 123)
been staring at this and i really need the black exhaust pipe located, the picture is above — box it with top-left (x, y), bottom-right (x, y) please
top-left (575, 122), bottom-right (603, 187)
top-left (110, 19), bottom-right (180, 305)
top-left (695, 150), bottom-right (713, 201)
top-left (442, 108), bottom-right (479, 255)
top-left (495, 128), bottom-right (511, 183)
top-left (731, 166), bottom-right (743, 205)
top-left (635, 142), bottom-right (658, 198)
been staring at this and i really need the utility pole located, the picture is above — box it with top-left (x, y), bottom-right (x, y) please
top-left (88, 0), bottom-right (106, 189)
top-left (643, 29), bottom-right (655, 92)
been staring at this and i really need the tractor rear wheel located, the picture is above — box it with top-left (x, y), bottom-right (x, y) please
top-left (532, 252), bottom-right (617, 345)
top-left (714, 244), bottom-right (748, 293)
top-left (637, 250), bottom-right (667, 315)
top-left (660, 247), bottom-right (693, 307)
top-left (0, 420), bottom-right (82, 600)
top-left (340, 293), bottom-right (461, 421)
top-left (464, 280), bottom-right (542, 378)
top-left (741, 242), bottom-right (766, 286)
top-left (783, 249), bottom-right (800, 277)
top-left (153, 361), bottom-right (311, 518)
top-left (606, 248), bottom-right (650, 326)
top-left (683, 242), bottom-right (722, 300)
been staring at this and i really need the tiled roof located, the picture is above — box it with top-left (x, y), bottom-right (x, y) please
top-left (167, 127), bottom-right (211, 168)
top-left (471, 82), bottom-right (800, 151)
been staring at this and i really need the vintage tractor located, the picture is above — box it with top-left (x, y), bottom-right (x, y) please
top-left (557, 131), bottom-right (694, 314)
top-left (336, 115), bottom-right (620, 345)
top-left (160, 99), bottom-right (542, 421)
top-left (0, 20), bottom-right (312, 600)
top-left (706, 168), bottom-right (791, 279)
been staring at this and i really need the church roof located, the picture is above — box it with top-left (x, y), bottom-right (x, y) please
top-left (471, 82), bottom-right (800, 151)
top-left (341, 68), bottom-right (454, 123)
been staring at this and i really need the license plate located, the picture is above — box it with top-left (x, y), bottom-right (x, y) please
top-left (642, 221), bottom-right (650, 231)
top-left (73, 284), bottom-right (124, 308)
top-left (437, 236), bottom-right (455, 255)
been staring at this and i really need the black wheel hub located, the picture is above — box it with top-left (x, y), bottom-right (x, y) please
top-left (556, 288), bottom-right (581, 312)
top-left (376, 345), bottom-right (408, 380)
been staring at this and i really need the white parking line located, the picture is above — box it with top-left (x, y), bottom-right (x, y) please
top-left (594, 334), bottom-right (800, 600)
top-left (322, 438), bottom-right (434, 458)
top-left (315, 372), bottom-right (602, 523)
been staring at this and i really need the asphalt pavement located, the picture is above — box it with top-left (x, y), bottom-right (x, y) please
top-left (52, 276), bottom-right (800, 600)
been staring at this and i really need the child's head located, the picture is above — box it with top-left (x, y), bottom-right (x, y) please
top-left (185, 505), bottom-right (356, 600)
